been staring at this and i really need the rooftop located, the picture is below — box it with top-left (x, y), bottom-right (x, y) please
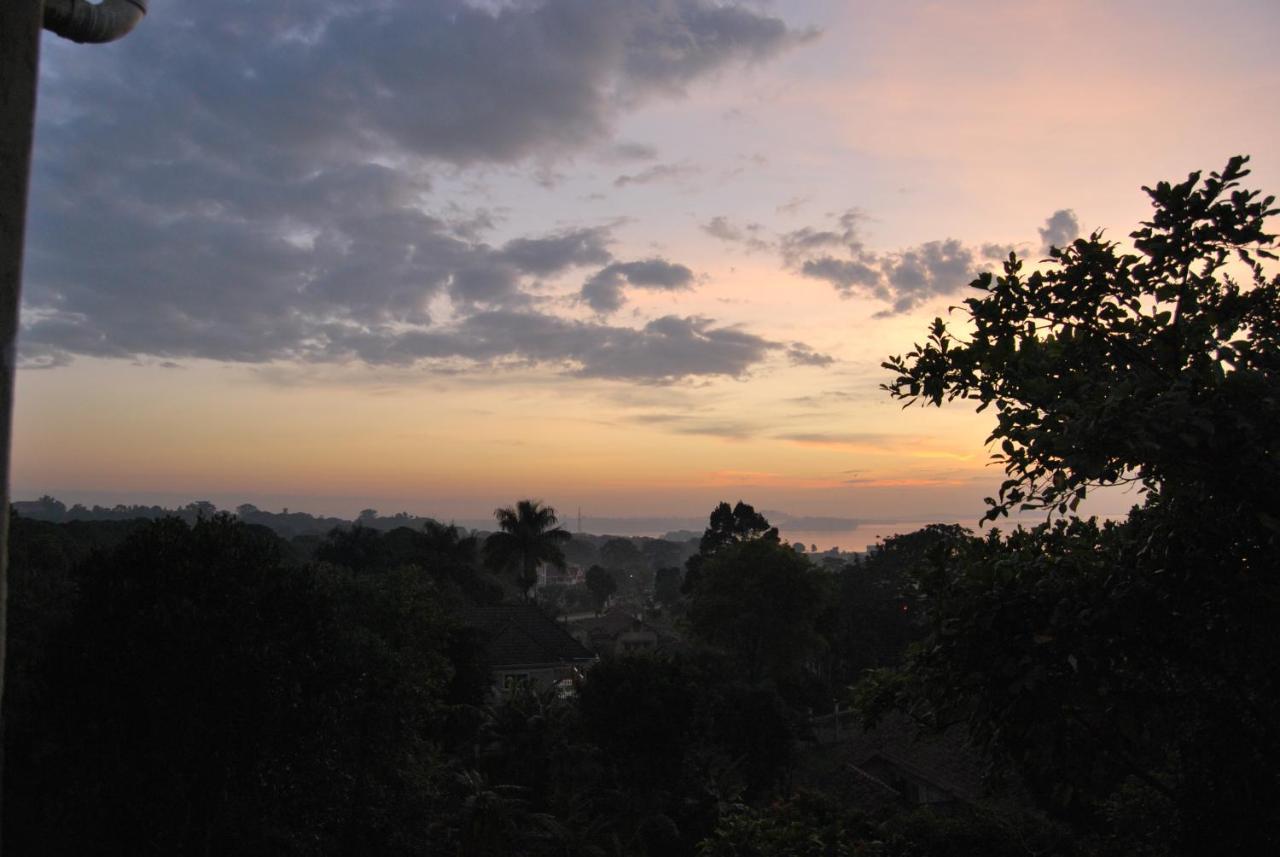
top-left (464, 603), bottom-right (595, 668)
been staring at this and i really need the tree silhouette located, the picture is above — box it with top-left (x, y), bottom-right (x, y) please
top-left (883, 155), bottom-right (1279, 524)
top-left (584, 565), bottom-right (616, 613)
top-left (686, 538), bottom-right (829, 683)
top-left (868, 157), bottom-right (1280, 854)
top-left (698, 500), bottom-right (778, 555)
top-left (683, 501), bottom-right (779, 595)
top-left (483, 500), bottom-right (572, 599)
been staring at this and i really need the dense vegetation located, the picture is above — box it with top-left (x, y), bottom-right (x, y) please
top-left (3, 502), bottom-right (967, 855)
top-left (868, 156), bottom-right (1279, 855)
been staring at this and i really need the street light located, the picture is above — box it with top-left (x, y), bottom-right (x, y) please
top-left (44, 0), bottom-right (148, 44)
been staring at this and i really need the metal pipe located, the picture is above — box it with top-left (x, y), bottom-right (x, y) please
top-left (43, 0), bottom-right (147, 45)
top-left (0, 2), bottom-right (149, 846)
top-left (0, 2), bottom-right (46, 847)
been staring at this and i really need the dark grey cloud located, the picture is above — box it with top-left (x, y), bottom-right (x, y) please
top-left (1039, 209), bottom-right (1080, 254)
top-left (616, 3), bottom-right (814, 99)
top-left (433, 312), bottom-right (780, 382)
top-left (38, 0), bottom-right (802, 166)
top-left (23, 0), bottom-right (810, 380)
top-left (580, 259), bottom-right (695, 313)
top-left (53, 309), bottom-right (779, 383)
top-left (581, 315), bottom-right (766, 380)
top-left (497, 227), bottom-right (613, 276)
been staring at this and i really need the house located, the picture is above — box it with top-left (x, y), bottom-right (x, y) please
top-left (536, 562), bottom-right (585, 588)
top-left (801, 711), bottom-right (984, 811)
top-left (568, 607), bottom-right (662, 657)
top-left (463, 603), bottom-right (596, 696)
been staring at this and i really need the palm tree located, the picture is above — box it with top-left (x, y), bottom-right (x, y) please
top-left (483, 500), bottom-right (572, 599)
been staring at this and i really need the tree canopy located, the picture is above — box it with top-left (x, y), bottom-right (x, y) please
top-left (698, 501), bottom-right (779, 555)
top-left (884, 155), bottom-right (1279, 530)
top-left (4, 514), bottom-right (466, 855)
top-left (584, 564), bottom-right (616, 612)
top-left (683, 500), bottom-right (780, 595)
top-left (483, 500), bottom-right (572, 599)
top-left (867, 157), bottom-right (1280, 854)
top-left (686, 537), bottom-right (829, 684)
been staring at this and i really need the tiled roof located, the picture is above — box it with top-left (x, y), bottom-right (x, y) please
top-left (842, 712), bottom-right (984, 802)
top-left (464, 603), bottom-right (596, 668)
top-left (570, 607), bottom-right (650, 637)
top-left (796, 711), bottom-right (985, 809)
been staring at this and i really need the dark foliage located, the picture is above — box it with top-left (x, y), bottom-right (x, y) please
top-left (585, 564), bottom-right (617, 611)
top-left (4, 514), bottom-right (469, 855)
top-left (682, 500), bottom-right (779, 596)
top-left (483, 500), bottom-right (572, 599)
top-left (686, 538), bottom-right (830, 684)
top-left (869, 157), bottom-right (1280, 854)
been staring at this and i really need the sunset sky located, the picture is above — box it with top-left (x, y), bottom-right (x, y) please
top-left (15, 0), bottom-right (1280, 538)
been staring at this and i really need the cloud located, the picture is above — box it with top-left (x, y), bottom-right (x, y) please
top-left (775, 432), bottom-right (929, 451)
top-left (776, 195), bottom-right (809, 215)
top-left (701, 216), bottom-right (769, 251)
top-left (609, 141), bottom-right (660, 161)
top-left (626, 412), bottom-right (757, 440)
top-left (800, 257), bottom-right (881, 290)
top-left (879, 239), bottom-right (975, 313)
top-left (23, 0), bottom-right (805, 375)
top-left (580, 258), bottom-right (695, 313)
top-left (40, 0), bottom-right (802, 167)
top-left (703, 216), bottom-right (744, 242)
top-left (795, 239), bottom-right (974, 314)
top-left (777, 206), bottom-right (1089, 314)
top-left (781, 210), bottom-right (976, 315)
top-left (221, 311), bottom-right (786, 383)
top-left (613, 162), bottom-right (700, 188)
top-left (783, 390), bottom-right (864, 407)
top-left (1039, 209), bottom-right (1080, 254)
top-left (981, 242), bottom-right (1019, 261)
top-left (497, 227), bottom-right (613, 276)
top-left (779, 209), bottom-right (864, 265)
top-left (448, 313), bottom-right (780, 383)
top-left (577, 315), bottom-right (772, 381)
top-left (785, 343), bottom-right (834, 367)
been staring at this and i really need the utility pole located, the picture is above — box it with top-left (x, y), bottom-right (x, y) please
top-left (0, 1), bottom-right (148, 841)
top-left (0, 3), bottom-right (44, 779)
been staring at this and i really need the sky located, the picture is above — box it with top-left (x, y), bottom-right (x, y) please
top-left (14, 0), bottom-right (1280, 537)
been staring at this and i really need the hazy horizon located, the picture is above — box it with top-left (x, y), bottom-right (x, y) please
top-left (13, 488), bottom-right (1104, 554)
